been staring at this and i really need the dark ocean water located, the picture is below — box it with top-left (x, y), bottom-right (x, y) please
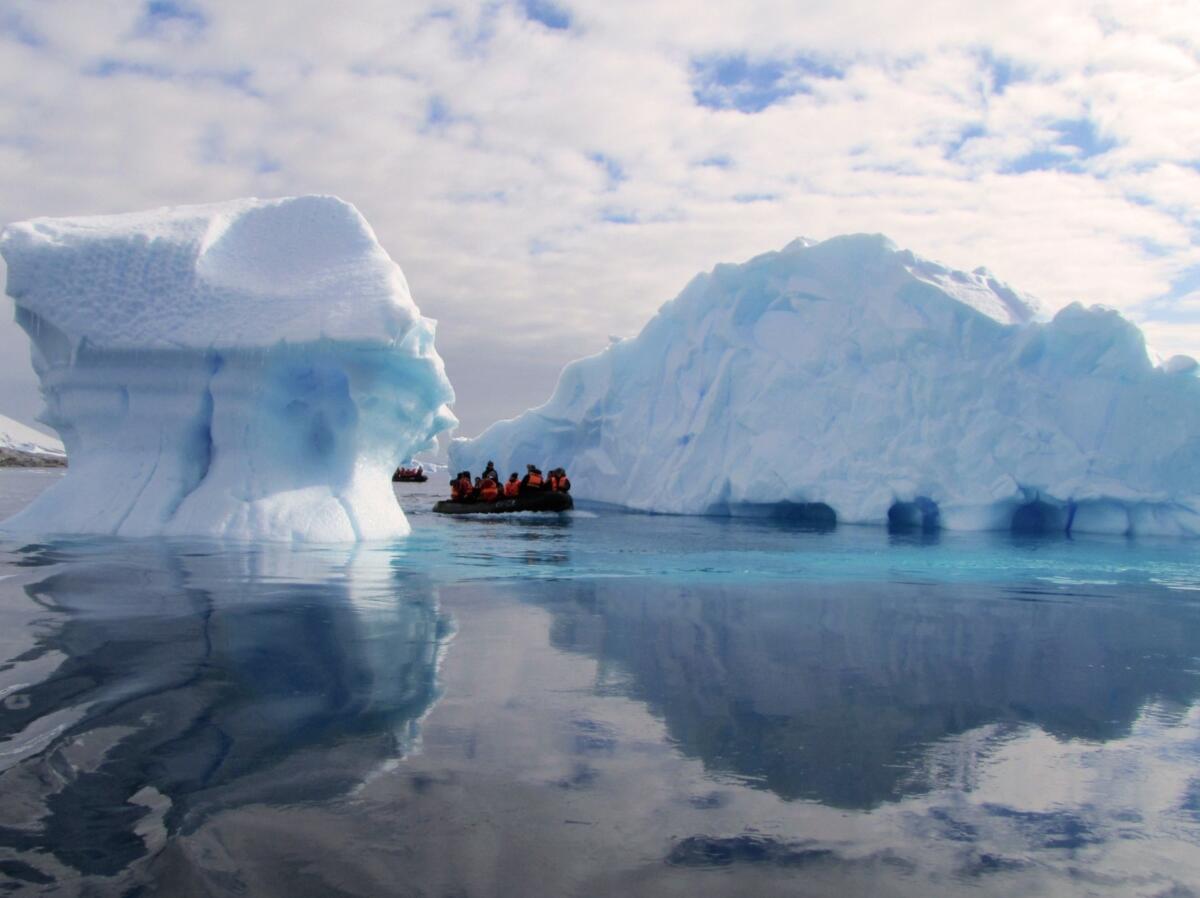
top-left (1, 470), bottom-right (1199, 896)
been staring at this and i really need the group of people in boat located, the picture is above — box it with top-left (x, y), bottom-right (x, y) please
top-left (449, 461), bottom-right (571, 503)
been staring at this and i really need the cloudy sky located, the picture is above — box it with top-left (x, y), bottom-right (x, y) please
top-left (1, 0), bottom-right (1198, 439)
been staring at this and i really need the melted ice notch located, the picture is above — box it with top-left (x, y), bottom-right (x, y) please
top-left (1, 195), bottom-right (456, 541)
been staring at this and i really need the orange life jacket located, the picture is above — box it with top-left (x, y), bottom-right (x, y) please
top-left (504, 479), bottom-right (519, 497)
top-left (548, 474), bottom-right (560, 491)
top-left (527, 472), bottom-right (543, 488)
top-left (558, 476), bottom-right (570, 492)
top-left (480, 479), bottom-right (500, 501)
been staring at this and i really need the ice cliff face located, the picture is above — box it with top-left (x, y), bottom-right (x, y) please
top-left (1, 195), bottom-right (455, 541)
top-left (454, 234), bottom-right (1200, 536)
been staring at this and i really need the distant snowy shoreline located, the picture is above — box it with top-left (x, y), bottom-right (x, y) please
top-left (0, 412), bottom-right (66, 468)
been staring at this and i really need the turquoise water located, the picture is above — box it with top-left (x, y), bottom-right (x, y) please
top-left (1, 471), bottom-right (1199, 896)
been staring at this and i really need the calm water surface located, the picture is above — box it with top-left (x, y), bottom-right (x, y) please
top-left (1, 470), bottom-right (1199, 896)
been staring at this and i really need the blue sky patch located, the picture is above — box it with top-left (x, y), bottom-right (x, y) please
top-left (1139, 264), bottom-right (1200, 319)
top-left (255, 155), bottom-right (282, 175)
top-left (1053, 117), bottom-right (1116, 158)
top-left (1006, 148), bottom-right (1067, 174)
top-left (520, 0), bottom-right (570, 30)
top-left (197, 126), bottom-right (282, 175)
top-left (426, 96), bottom-right (453, 127)
top-left (1134, 237), bottom-right (1171, 258)
top-left (85, 58), bottom-right (258, 96)
top-left (0, 11), bottom-right (46, 48)
top-left (600, 208), bottom-right (638, 224)
top-left (88, 58), bottom-right (173, 79)
top-left (1169, 264), bottom-right (1200, 302)
top-left (944, 124), bottom-right (986, 159)
top-left (691, 53), bottom-right (841, 113)
top-left (138, 1), bottom-right (207, 38)
top-left (589, 153), bottom-right (625, 187)
top-left (978, 51), bottom-right (1030, 95)
top-left (448, 189), bottom-right (509, 204)
top-left (1005, 117), bottom-right (1115, 172)
top-left (423, 96), bottom-right (478, 133)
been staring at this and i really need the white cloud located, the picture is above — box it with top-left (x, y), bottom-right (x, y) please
top-left (0, 0), bottom-right (1197, 437)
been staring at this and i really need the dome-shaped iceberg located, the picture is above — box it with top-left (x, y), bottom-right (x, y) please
top-left (453, 234), bottom-right (1200, 536)
top-left (1, 195), bottom-right (456, 541)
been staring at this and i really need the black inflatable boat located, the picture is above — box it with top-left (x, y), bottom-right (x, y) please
top-left (433, 491), bottom-right (573, 515)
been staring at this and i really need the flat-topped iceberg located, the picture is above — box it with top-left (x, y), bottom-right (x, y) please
top-left (1, 195), bottom-right (455, 541)
top-left (454, 234), bottom-right (1200, 536)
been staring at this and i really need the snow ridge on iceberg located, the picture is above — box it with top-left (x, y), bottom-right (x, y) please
top-left (453, 234), bottom-right (1200, 536)
top-left (1, 195), bottom-right (456, 542)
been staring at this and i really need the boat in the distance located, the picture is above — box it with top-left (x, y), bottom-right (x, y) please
top-left (393, 467), bottom-right (428, 483)
top-left (433, 491), bottom-right (573, 515)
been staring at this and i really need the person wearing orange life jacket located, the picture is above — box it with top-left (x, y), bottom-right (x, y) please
top-left (479, 477), bottom-right (500, 502)
top-left (504, 473), bottom-right (520, 498)
top-left (520, 464), bottom-right (544, 495)
top-left (554, 468), bottom-right (571, 493)
top-left (455, 471), bottom-right (474, 502)
top-left (451, 473), bottom-right (472, 501)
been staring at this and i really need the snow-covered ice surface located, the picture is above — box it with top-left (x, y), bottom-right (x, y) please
top-left (455, 234), bottom-right (1200, 536)
top-left (0, 195), bottom-right (455, 541)
top-left (0, 412), bottom-right (64, 457)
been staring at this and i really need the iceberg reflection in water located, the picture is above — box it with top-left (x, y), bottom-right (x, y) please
top-left (532, 577), bottom-right (1200, 809)
top-left (0, 473), bottom-right (1199, 896)
top-left (0, 536), bottom-right (450, 889)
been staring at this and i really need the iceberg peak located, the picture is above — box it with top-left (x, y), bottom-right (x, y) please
top-left (453, 233), bottom-right (1200, 537)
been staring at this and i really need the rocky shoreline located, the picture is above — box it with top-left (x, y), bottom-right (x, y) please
top-left (0, 448), bottom-right (66, 468)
